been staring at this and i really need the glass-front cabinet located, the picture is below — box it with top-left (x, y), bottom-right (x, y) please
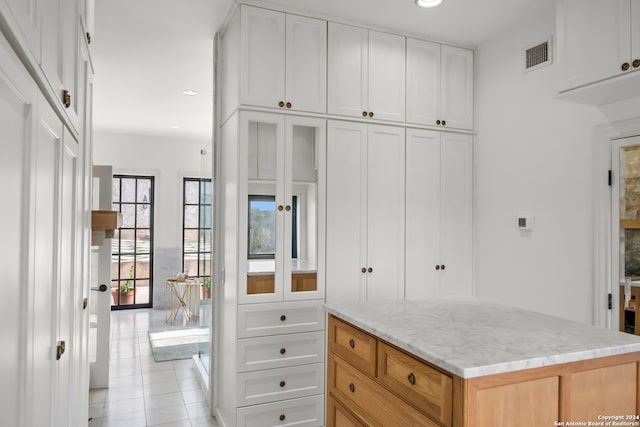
top-left (238, 112), bottom-right (325, 303)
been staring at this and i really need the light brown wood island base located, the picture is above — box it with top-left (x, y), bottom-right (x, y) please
top-left (325, 300), bottom-right (640, 427)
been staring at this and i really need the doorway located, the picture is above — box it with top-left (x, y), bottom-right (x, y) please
top-left (111, 175), bottom-right (155, 309)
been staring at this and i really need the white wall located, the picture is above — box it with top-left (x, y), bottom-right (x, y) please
top-left (94, 130), bottom-right (210, 308)
top-left (475, 10), bottom-right (608, 324)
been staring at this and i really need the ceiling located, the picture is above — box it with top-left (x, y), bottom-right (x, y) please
top-left (93, 0), bottom-right (556, 141)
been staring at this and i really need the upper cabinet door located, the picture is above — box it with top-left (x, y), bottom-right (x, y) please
top-left (406, 38), bottom-right (440, 126)
top-left (368, 31), bottom-right (405, 122)
top-left (557, 0), bottom-right (631, 92)
top-left (286, 14), bottom-right (327, 113)
top-left (4, 0), bottom-right (42, 59)
top-left (327, 22), bottom-right (368, 118)
top-left (240, 7), bottom-right (286, 109)
top-left (632, 0), bottom-right (640, 67)
top-left (441, 45), bottom-right (473, 131)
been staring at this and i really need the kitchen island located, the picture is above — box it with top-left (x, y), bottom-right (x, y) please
top-left (325, 298), bottom-right (640, 427)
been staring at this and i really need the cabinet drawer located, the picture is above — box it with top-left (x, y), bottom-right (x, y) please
top-left (238, 331), bottom-right (324, 372)
top-left (378, 342), bottom-right (453, 426)
top-left (328, 315), bottom-right (377, 377)
top-left (237, 395), bottom-right (324, 427)
top-left (327, 395), bottom-right (365, 427)
top-left (238, 301), bottom-right (324, 338)
top-left (328, 354), bottom-right (439, 427)
top-left (237, 363), bottom-right (325, 406)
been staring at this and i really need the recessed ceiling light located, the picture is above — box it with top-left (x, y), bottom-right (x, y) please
top-left (182, 90), bottom-right (198, 96)
top-left (169, 125), bottom-right (180, 129)
top-left (415, 0), bottom-right (443, 8)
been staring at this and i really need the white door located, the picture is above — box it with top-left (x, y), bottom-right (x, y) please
top-left (366, 125), bottom-right (405, 300)
top-left (406, 38), bottom-right (441, 126)
top-left (285, 14), bottom-right (326, 113)
top-left (439, 133), bottom-right (473, 296)
top-left (327, 23), bottom-right (368, 118)
top-left (4, 0), bottom-right (41, 58)
top-left (368, 31), bottom-right (405, 122)
top-left (326, 120), bottom-right (367, 303)
top-left (240, 6), bottom-right (285, 109)
top-left (0, 31), bottom-right (38, 427)
top-left (441, 45), bottom-right (474, 130)
top-left (556, 0), bottom-right (630, 92)
top-left (405, 129), bottom-right (441, 299)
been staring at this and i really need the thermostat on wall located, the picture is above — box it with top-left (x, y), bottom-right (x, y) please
top-left (517, 214), bottom-right (534, 231)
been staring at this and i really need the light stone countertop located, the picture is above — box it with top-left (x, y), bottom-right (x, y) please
top-left (324, 298), bottom-right (640, 379)
top-left (246, 259), bottom-right (316, 275)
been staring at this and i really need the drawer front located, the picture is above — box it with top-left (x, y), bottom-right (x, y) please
top-left (238, 331), bottom-right (325, 372)
top-left (327, 395), bottom-right (365, 427)
top-left (328, 353), bottom-right (439, 427)
top-left (237, 395), bottom-right (325, 427)
top-left (328, 315), bottom-right (377, 377)
top-left (378, 342), bottom-right (453, 426)
top-left (238, 301), bottom-right (324, 338)
top-left (237, 363), bottom-right (325, 406)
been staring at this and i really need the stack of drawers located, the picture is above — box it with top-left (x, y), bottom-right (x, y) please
top-left (327, 315), bottom-right (453, 427)
top-left (235, 301), bottom-right (326, 426)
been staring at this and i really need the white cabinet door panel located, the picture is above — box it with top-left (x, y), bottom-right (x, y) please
top-left (327, 23), bottom-right (368, 118)
top-left (286, 14), bottom-right (326, 113)
top-left (237, 301), bottom-right (324, 338)
top-left (406, 38), bottom-right (440, 126)
top-left (368, 31), bottom-right (405, 122)
top-left (405, 129), bottom-right (441, 300)
top-left (3, 0), bottom-right (41, 58)
top-left (366, 125), bottom-right (405, 300)
top-left (441, 45), bottom-right (473, 130)
top-left (237, 363), bottom-right (325, 406)
top-left (237, 395), bottom-right (324, 427)
top-left (237, 331), bottom-right (324, 372)
top-left (440, 133), bottom-right (473, 296)
top-left (632, 0), bottom-right (640, 63)
top-left (326, 121), bottom-right (367, 303)
top-left (240, 6), bottom-right (285, 108)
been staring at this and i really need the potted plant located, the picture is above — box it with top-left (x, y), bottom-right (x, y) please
top-left (201, 276), bottom-right (211, 300)
top-left (118, 265), bottom-right (135, 305)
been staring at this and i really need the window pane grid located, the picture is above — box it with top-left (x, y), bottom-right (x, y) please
top-left (182, 178), bottom-right (212, 280)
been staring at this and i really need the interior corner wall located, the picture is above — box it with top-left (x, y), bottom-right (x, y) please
top-left (475, 10), bottom-right (608, 324)
top-left (93, 130), bottom-right (209, 308)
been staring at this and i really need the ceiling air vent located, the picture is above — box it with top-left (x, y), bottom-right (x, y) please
top-left (524, 37), bottom-right (552, 73)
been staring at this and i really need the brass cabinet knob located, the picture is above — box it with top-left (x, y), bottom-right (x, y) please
top-left (368, 112), bottom-right (374, 118)
top-left (441, 264), bottom-right (445, 270)
top-left (285, 205), bottom-right (291, 211)
top-left (435, 265), bottom-right (440, 270)
top-left (436, 119), bottom-right (441, 125)
top-left (349, 338), bottom-right (355, 349)
top-left (633, 59), bottom-right (640, 68)
top-left (441, 120), bottom-right (446, 126)
top-left (349, 383), bottom-right (355, 393)
top-left (286, 102), bottom-right (292, 109)
top-left (56, 341), bottom-right (66, 360)
top-left (361, 267), bottom-right (366, 273)
top-left (367, 267), bottom-right (373, 273)
top-left (279, 380), bottom-right (286, 388)
top-left (86, 32), bottom-right (92, 44)
top-left (83, 297), bottom-right (88, 310)
top-left (279, 101), bottom-right (285, 107)
top-left (279, 414), bottom-right (286, 421)
top-left (277, 205), bottom-right (284, 211)
top-left (63, 90), bottom-right (71, 108)
top-left (280, 315), bottom-right (286, 322)
top-left (362, 111), bottom-right (368, 117)
top-left (622, 62), bottom-right (630, 71)
top-left (280, 348), bottom-right (286, 355)
top-left (408, 373), bottom-right (416, 385)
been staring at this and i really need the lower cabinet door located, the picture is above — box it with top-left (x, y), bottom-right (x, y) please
top-left (236, 395), bottom-right (325, 427)
top-left (237, 363), bottom-right (325, 406)
top-left (327, 395), bottom-right (365, 427)
top-left (237, 331), bottom-right (324, 372)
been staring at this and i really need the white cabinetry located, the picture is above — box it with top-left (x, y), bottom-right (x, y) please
top-left (232, 5), bottom-right (326, 115)
top-left (326, 120), bottom-right (405, 303)
top-left (557, 0), bottom-right (640, 103)
top-left (406, 38), bottom-right (474, 130)
top-left (405, 129), bottom-right (473, 299)
top-left (328, 23), bottom-right (406, 122)
top-left (1, 0), bottom-right (41, 58)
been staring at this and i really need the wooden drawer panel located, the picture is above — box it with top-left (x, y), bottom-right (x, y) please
top-left (327, 395), bottom-right (365, 427)
top-left (238, 301), bottom-right (324, 338)
top-left (237, 395), bottom-right (324, 427)
top-left (237, 363), bottom-right (325, 406)
top-left (328, 353), bottom-right (439, 427)
top-left (237, 331), bottom-right (324, 372)
top-left (378, 342), bottom-right (453, 426)
top-left (328, 315), bottom-right (377, 377)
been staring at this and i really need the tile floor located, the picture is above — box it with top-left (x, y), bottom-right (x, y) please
top-left (89, 309), bottom-right (219, 427)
